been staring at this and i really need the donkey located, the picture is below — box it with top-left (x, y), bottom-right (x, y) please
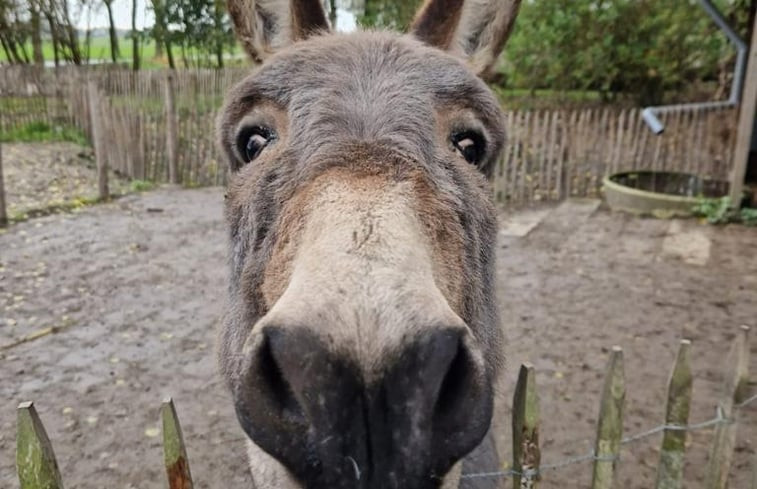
top-left (216, 1), bottom-right (521, 487)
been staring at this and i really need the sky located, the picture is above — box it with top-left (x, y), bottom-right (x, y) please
top-left (74, 0), bottom-right (153, 30)
top-left (74, 0), bottom-right (357, 32)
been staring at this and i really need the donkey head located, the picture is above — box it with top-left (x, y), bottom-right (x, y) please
top-left (217, 1), bottom-right (520, 488)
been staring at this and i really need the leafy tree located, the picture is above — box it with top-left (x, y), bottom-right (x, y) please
top-left (359, 0), bottom-right (422, 30)
top-left (0, 0), bottom-right (32, 64)
top-left (503, 0), bottom-right (750, 105)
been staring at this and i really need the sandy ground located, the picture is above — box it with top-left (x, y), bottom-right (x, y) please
top-left (1, 146), bottom-right (756, 488)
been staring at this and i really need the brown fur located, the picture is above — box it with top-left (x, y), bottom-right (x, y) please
top-left (218, 2), bottom-right (522, 488)
top-left (410, 0), bottom-right (466, 51)
top-left (290, 0), bottom-right (329, 40)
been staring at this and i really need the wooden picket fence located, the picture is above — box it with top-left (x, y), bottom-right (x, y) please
top-left (493, 107), bottom-right (738, 205)
top-left (15, 325), bottom-right (755, 489)
top-left (0, 66), bottom-right (741, 206)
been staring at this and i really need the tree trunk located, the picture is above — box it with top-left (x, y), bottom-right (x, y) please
top-left (104, 0), bottom-right (120, 63)
top-left (30, 3), bottom-right (44, 66)
top-left (329, 0), bottom-right (337, 29)
top-left (44, 11), bottom-right (60, 67)
top-left (0, 16), bottom-right (26, 64)
top-left (165, 39), bottom-right (175, 69)
top-left (152, 0), bottom-right (165, 58)
top-left (0, 37), bottom-right (15, 64)
top-left (180, 42), bottom-right (188, 68)
top-left (0, 36), bottom-right (20, 64)
top-left (17, 40), bottom-right (30, 63)
top-left (214, 0), bottom-right (224, 68)
top-left (60, 0), bottom-right (82, 64)
top-left (84, 28), bottom-right (92, 64)
top-left (215, 45), bottom-right (224, 68)
top-left (131, 0), bottom-right (140, 70)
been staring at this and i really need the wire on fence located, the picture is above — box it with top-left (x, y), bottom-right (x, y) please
top-left (460, 392), bottom-right (757, 481)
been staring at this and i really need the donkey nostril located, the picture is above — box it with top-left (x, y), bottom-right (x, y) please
top-left (434, 340), bottom-right (471, 420)
top-left (257, 330), bottom-right (303, 420)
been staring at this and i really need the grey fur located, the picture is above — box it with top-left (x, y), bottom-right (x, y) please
top-left (217, 2), bottom-right (519, 487)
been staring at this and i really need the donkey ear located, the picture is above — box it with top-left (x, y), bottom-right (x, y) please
top-left (410, 0), bottom-right (522, 79)
top-left (227, 0), bottom-right (330, 63)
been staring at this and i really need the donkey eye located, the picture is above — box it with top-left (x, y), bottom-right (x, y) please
top-left (237, 126), bottom-right (276, 164)
top-left (451, 131), bottom-right (485, 166)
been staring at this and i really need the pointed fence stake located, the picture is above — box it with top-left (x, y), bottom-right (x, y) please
top-left (162, 398), bottom-right (194, 489)
top-left (656, 339), bottom-right (693, 489)
top-left (706, 325), bottom-right (751, 489)
top-left (164, 72), bottom-right (179, 184)
top-left (16, 401), bottom-right (64, 489)
top-left (591, 346), bottom-right (625, 489)
top-left (87, 81), bottom-right (108, 200)
top-left (512, 363), bottom-right (540, 488)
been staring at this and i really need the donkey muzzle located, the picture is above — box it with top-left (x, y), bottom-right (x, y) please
top-left (234, 325), bottom-right (493, 489)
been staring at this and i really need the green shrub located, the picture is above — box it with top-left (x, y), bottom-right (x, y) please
top-left (692, 196), bottom-right (757, 226)
top-left (129, 180), bottom-right (156, 192)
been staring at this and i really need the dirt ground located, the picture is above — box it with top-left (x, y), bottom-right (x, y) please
top-left (1, 145), bottom-right (756, 489)
top-left (1, 142), bottom-right (130, 220)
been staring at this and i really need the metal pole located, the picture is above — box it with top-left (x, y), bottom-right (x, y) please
top-left (642, 0), bottom-right (747, 134)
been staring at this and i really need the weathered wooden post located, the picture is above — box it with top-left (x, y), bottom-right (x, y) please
top-left (16, 401), bottom-right (64, 489)
top-left (162, 398), bottom-right (194, 489)
top-left (656, 339), bottom-right (693, 489)
top-left (87, 81), bottom-right (108, 200)
top-left (706, 325), bottom-right (751, 489)
top-left (591, 346), bottom-right (625, 489)
top-left (164, 72), bottom-right (179, 184)
top-left (512, 363), bottom-right (540, 488)
top-left (728, 13), bottom-right (757, 207)
top-left (0, 143), bottom-right (7, 227)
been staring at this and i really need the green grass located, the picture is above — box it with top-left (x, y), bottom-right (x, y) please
top-left (129, 180), bottom-right (155, 192)
top-left (1, 36), bottom-right (243, 69)
top-left (0, 121), bottom-right (88, 144)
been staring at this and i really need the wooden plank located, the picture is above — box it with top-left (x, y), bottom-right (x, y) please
top-left (555, 111), bottom-right (567, 199)
top-left (706, 325), bottom-right (751, 489)
top-left (546, 110), bottom-right (558, 200)
top-left (704, 109), bottom-right (717, 177)
top-left (512, 363), bottom-right (540, 489)
top-left (598, 108), bottom-right (611, 193)
top-left (16, 401), bottom-right (64, 489)
top-left (655, 339), bottom-right (693, 489)
top-left (162, 398), bottom-right (194, 489)
top-left (521, 110), bottom-right (532, 203)
top-left (636, 110), bottom-right (651, 169)
top-left (510, 111), bottom-right (521, 203)
top-left (537, 110), bottom-right (548, 201)
top-left (610, 109), bottom-right (623, 175)
top-left (87, 81), bottom-right (109, 200)
top-left (165, 72), bottom-right (179, 184)
top-left (591, 346), bottom-right (625, 489)
top-left (729, 13), bottom-right (757, 205)
top-left (692, 109), bottom-right (706, 176)
top-left (0, 143), bottom-right (7, 227)
top-left (682, 109), bottom-right (696, 175)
